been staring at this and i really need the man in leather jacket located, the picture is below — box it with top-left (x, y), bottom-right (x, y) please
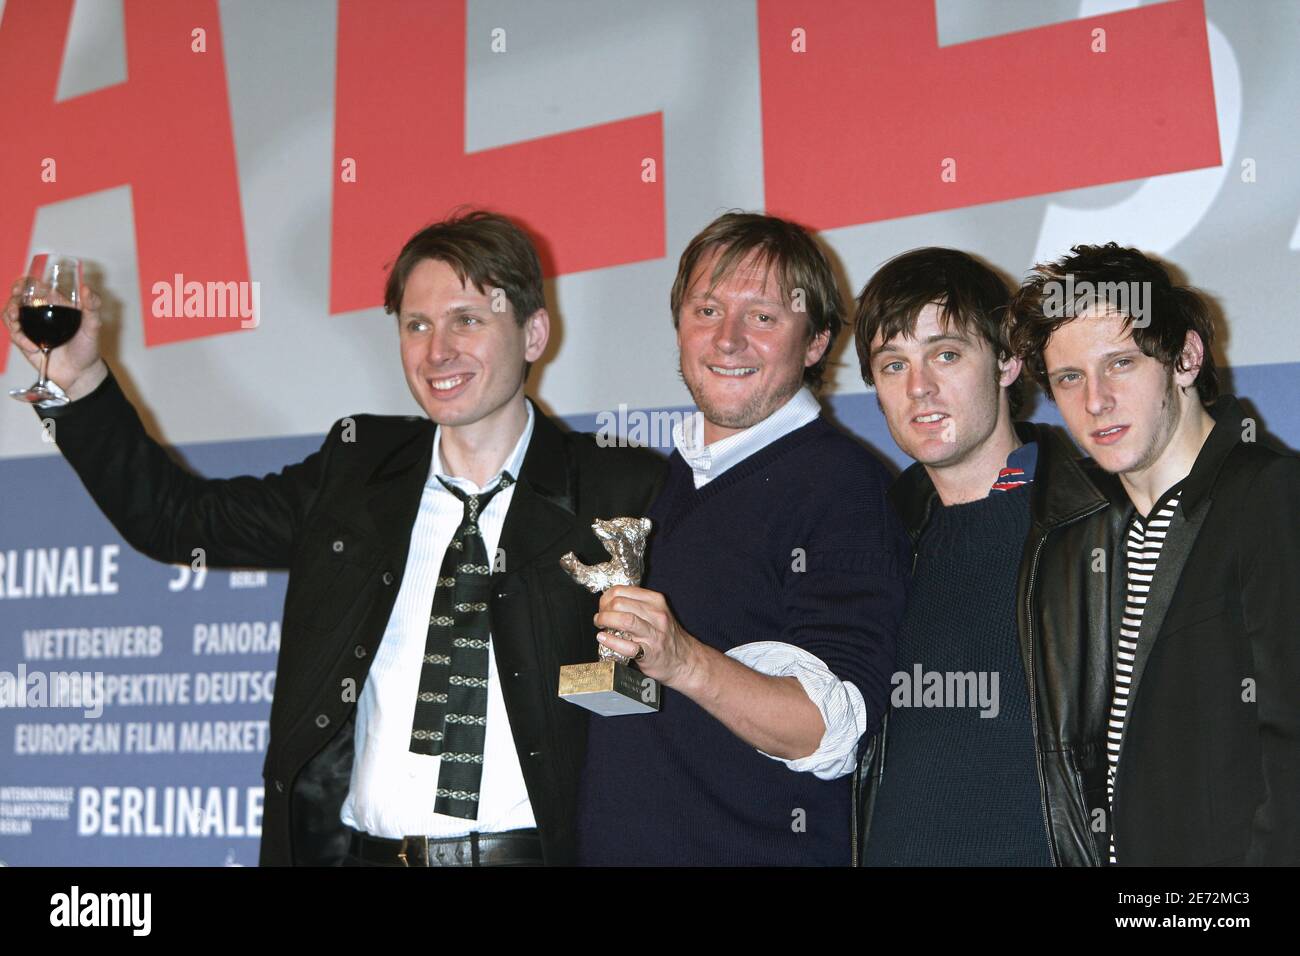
top-left (1010, 244), bottom-right (1299, 866)
top-left (851, 248), bottom-right (1125, 865)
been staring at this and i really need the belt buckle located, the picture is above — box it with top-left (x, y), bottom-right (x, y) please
top-left (397, 835), bottom-right (428, 867)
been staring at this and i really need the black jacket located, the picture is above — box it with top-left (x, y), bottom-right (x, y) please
top-left (856, 420), bottom-right (1129, 866)
top-left (1107, 395), bottom-right (1299, 865)
top-left (37, 364), bottom-right (666, 865)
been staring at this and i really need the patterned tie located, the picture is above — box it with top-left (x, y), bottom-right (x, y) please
top-left (409, 471), bottom-right (514, 820)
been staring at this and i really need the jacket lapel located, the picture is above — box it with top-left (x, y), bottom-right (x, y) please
top-left (1117, 503), bottom-right (1207, 744)
top-left (497, 403), bottom-right (577, 574)
top-left (364, 423), bottom-right (435, 579)
top-left (1107, 513), bottom-right (1129, 672)
top-left (1024, 422), bottom-right (1111, 529)
top-left (1117, 395), bottom-right (1245, 746)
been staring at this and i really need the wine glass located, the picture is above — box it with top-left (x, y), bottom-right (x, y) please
top-left (8, 254), bottom-right (82, 405)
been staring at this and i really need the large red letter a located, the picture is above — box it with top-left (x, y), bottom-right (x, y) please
top-left (0, 0), bottom-right (251, 374)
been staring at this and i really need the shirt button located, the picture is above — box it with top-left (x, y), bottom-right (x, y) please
top-left (332, 539), bottom-right (344, 553)
top-left (353, 645), bottom-right (367, 658)
top-left (274, 780), bottom-right (285, 793)
top-left (382, 571), bottom-right (394, 586)
top-left (315, 714), bottom-right (330, 728)
top-left (529, 750), bottom-right (542, 759)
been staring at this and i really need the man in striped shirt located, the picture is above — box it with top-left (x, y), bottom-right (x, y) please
top-left (1011, 243), bottom-right (1300, 866)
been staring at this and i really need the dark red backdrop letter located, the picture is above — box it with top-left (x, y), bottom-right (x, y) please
top-left (758, 0), bottom-right (1220, 228)
top-left (0, 0), bottom-right (251, 373)
top-left (331, 0), bottom-right (664, 314)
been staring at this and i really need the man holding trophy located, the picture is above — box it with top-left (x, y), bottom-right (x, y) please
top-left (575, 213), bottom-right (910, 865)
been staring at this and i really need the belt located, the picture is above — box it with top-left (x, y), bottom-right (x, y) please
top-left (347, 827), bottom-right (543, 867)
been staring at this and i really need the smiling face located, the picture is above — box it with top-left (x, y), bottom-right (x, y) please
top-left (869, 302), bottom-right (1019, 469)
top-left (676, 248), bottom-right (830, 444)
top-left (397, 257), bottom-right (548, 432)
top-left (1042, 309), bottom-right (1194, 478)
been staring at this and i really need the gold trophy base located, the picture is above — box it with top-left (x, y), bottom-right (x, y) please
top-left (558, 660), bottom-right (660, 715)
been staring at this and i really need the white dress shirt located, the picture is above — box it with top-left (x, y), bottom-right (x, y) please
top-left (671, 387), bottom-right (867, 780)
top-left (341, 401), bottom-right (537, 837)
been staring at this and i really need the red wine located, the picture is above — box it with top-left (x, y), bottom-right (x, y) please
top-left (18, 304), bottom-right (82, 349)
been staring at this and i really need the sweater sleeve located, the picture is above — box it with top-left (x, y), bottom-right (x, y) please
top-left (778, 448), bottom-right (910, 739)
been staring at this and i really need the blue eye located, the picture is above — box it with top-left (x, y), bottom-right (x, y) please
top-left (937, 351), bottom-right (959, 362)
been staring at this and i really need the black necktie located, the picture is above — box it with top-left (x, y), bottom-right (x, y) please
top-left (409, 472), bottom-right (514, 820)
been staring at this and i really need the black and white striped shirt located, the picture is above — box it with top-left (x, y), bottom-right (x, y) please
top-left (1107, 485), bottom-right (1184, 864)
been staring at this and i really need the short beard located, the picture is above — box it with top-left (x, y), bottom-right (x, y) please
top-left (678, 361), bottom-right (801, 436)
top-left (691, 388), bottom-right (769, 432)
top-left (1127, 372), bottom-right (1181, 476)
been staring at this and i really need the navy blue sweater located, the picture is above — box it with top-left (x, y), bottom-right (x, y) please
top-left (576, 416), bottom-right (909, 865)
top-left (864, 480), bottom-right (1051, 866)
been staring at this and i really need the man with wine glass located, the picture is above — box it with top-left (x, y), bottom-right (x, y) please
top-left (3, 210), bottom-right (666, 866)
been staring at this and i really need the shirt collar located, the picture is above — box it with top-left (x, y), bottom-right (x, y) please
top-left (990, 439), bottom-right (1038, 492)
top-left (672, 387), bottom-right (821, 487)
top-left (430, 398), bottom-right (534, 495)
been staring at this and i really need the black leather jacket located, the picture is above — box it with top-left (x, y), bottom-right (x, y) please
top-left (855, 421), bottom-right (1128, 866)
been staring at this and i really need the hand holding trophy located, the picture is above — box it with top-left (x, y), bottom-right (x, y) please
top-left (558, 517), bottom-right (660, 715)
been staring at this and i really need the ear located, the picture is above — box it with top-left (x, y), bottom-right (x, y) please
top-left (1174, 328), bottom-right (1205, 390)
top-left (998, 352), bottom-right (1023, 390)
top-left (804, 326), bottom-right (832, 367)
top-left (523, 308), bottom-right (550, 363)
